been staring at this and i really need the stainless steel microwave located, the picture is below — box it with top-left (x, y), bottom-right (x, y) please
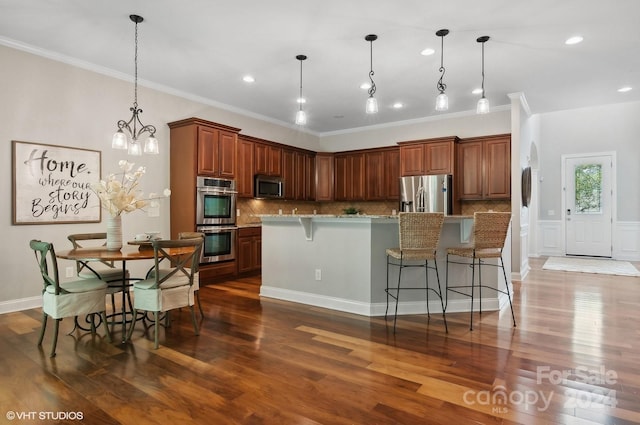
top-left (254, 175), bottom-right (284, 199)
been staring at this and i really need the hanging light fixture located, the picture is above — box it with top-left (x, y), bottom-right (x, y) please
top-left (476, 35), bottom-right (490, 114)
top-left (365, 34), bottom-right (378, 114)
top-left (112, 14), bottom-right (158, 155)
top-left (435, 29), bottom-right (449, 111)
top-left (295, 54), bottom-right (307, 125)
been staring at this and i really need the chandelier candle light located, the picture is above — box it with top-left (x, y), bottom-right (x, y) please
top-left (435, 29), bottom-right (449, 111)
top-left (295, 54), bottom-right (307, 125)
top-left (476, 35), bottom-right (490, 114)
top-left (365, 34), bottom-right (378, 114)
top-left (93, 160), bottom-right (170, 250)
top-left (112, 14), bottom-right (159, 156)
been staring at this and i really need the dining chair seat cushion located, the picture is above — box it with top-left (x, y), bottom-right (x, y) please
top-left (133, 269), bottom-right (195, 312)
top-left (447, 247), bottom-right (503, 259)
top-left (386, 248), bottom-right (437, 261)
top-left (43, 278), bottom-right (108, 320)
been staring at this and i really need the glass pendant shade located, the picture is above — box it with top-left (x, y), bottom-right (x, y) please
top-left (127, 141), bottom-right (142, 156)
top-left (476, 96), bottom-right (490, 114)
top-left (295, 110), bottom-right (307, 125)
top-left (112, 130), bottom-right (128, 149)
top-left (366, 96), bottom-right (378, 114)
top-left (435, 93), bottom-right (449, 111)
top-left (144, 136), bottom-right (159, 154)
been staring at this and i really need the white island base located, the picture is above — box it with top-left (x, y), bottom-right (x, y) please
top-left (259, 215), bottom-right (512, 318)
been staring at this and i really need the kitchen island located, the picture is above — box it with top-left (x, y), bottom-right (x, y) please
top-left (257, 214), bottom-right (512, 317)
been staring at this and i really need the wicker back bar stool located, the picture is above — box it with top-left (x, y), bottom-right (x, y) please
top-left (445, 212), bottom-right (516, 330)
top-left (385, 212), bottom-right (448, 333)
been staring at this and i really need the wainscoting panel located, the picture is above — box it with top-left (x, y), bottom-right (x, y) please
top-left (615, 221), bottom-right (640, 261)
top-left (534, 220), bottom-right (640, 261)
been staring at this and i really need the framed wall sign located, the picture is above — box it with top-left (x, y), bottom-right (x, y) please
top-left (12, 140), bottom-right (102, 224)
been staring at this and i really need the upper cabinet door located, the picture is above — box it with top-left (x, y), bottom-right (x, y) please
top-left (254, 143), bottom-right (282, 176)
top-left (197, 126), bottom-right (219, 176)
top-left (484, 137), bottom-right (511, 199)
top-left (196, 126), bottom-right (237, 178)
top-left (425, 140), bottom-right (454, 175)
top-left (399, 144), bottom-right (424, 176)
top-left (237, 138), bottom-right (254, 198)
top-left (457, 134), bottom-right (511, 200)
top-left (218, 130), bottom-right (237, 178)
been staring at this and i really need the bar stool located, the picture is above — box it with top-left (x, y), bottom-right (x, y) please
top-left (385, 212), bottom-right (448, 333)
top-left (445, 212), bottom-right (516, 330)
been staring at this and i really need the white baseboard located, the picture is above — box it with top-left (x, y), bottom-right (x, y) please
top-left (0, 296), bottom-right (41, 314)
top-left (260, 285), bottom-right (511, 317)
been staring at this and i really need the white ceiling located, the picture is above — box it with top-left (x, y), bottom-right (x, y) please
top-left (1, 0), bottom-right (639, 135)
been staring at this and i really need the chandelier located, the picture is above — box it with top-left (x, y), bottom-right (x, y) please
top-left (112, 14), bottom-right (158, 155)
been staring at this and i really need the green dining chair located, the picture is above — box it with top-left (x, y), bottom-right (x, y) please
top-left (29, 239), bottom-right (111, 357)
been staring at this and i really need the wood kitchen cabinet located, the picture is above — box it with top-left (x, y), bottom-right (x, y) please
top-left (237, 226), bottom-right (262, 275)
top-left (365, 147), bottom-right (400, 201)
top-left (237, 136), bottom-right (255, 198)
top-left (168, 118), bottom-right (241, 238)
top-left (282, 149), bottom-right (295, 199)
top-left (335, 152), bottom-right (365, 201)
top-left (399, 137), bottom-right (458, 176)
top-left (255, 142), bottom-right (282, 176)
top-left (168, 118), bottom-right (242, 284)
top-left (281, 148), bottom-right (315, 201)
top-left (457, 134), bottom-right (511, 200)
top-left (196, 125), bottom-right (238, 178)
top-left (315, 153), bottom-right (334, 201)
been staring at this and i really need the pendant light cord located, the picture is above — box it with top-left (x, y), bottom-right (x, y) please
top-left (437, 31), bottom-right (447, 94)
top-left (368, 36), bottom-right (376, 98)
top-left (133, 19), bottom-right (139, 109)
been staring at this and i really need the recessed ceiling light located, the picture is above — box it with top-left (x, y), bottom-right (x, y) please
top-left (297, 97), bottom-right (306, 104)
top-left (392, 102), bottom-right (404, 109)
top-left (360, 82), bottom-right (371, 90)
top-left (618, 86), bottom-right (632, 93)
top-left (421, 48), bottom-right (435, 56)
top-left (472, 88), bottom-right (483, 95)
top-left (565, 36), bottom-right (583, 45)
top-left (242, 75), bottom-right (255, 83)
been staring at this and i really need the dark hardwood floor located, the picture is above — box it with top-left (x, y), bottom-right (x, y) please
top-left (2, 258), bottom-right (639, 424)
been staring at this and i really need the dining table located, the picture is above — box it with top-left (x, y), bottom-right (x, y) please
top-left (56, 242), bottom-right (196, 343)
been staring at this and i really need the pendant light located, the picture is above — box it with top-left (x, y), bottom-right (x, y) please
top-left (435, 29), bottom-right (449, 111)
top-left (476, 36), bottom-right (490, 114)
top-left (365, 34), bottom-right (378, 114)
top-left (112, 14), bottom-right (159, 155)
top-left (295, 54), bottom-right (307, 125)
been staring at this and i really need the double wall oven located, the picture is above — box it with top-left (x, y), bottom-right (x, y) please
top-left (196, 176), bottom-right (237, 264)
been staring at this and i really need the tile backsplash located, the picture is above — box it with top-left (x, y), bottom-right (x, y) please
top-left (237, 198), bottom-right (511, 225)
top-left (236, 199), bottom-right (398, 225)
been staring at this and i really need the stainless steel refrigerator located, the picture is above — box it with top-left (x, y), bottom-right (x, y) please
top-left (399, 175), bottom-right (453, 214)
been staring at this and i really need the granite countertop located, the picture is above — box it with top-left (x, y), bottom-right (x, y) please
top-left (253, 214), bottom-right (473, 220)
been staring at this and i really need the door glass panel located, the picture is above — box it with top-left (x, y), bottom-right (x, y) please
top-left (574, 164), bottom-right (602, 213)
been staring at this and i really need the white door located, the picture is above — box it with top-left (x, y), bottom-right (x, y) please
top-left (564, 154), bottom-right (613, 257)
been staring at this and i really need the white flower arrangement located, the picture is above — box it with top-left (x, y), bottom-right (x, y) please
top-left (93, 160), bottom-right (171, 217)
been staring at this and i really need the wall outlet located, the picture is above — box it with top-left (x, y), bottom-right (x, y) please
top-left (315, 269), bottom-right (322, 281)
top-left (237, 208), bottom-right (241, 217)
top-left (65, 266), bottom-right (75, 278)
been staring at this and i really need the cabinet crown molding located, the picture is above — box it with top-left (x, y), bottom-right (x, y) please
top-left (168, 117), bottom-right (241, 133)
